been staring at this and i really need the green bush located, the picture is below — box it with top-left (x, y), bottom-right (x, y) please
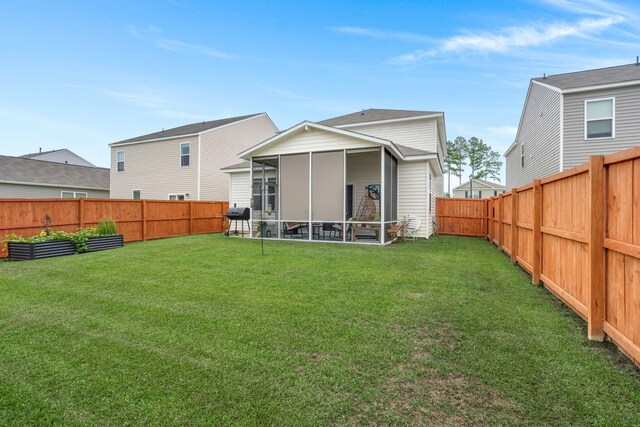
top-left (96, 218), bottom-right (117, 236)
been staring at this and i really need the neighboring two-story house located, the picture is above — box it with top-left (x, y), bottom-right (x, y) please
top-left (452, 179), bottom-right (505, 199)
top-left (222, 109), bottom-right (446, 241)
top-left (505, 63), bottom-right (640, 188)
top-left (109, 113), bottom-right (278, 200)
top-left (19, 148), bottom-right (96, 167)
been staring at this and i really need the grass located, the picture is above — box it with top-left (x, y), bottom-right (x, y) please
top-left (1, 234), bottom-right (639, 426)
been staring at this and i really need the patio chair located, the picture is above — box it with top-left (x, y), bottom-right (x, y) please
top-left (405, 215), bottom-right (421, 241)
top-left (282, 222), bottom-right (307, 238)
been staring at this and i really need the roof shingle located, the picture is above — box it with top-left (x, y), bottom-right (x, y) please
top-left (318, 108), bottom-right (441, 127)
top-left (111, 113), bottom-right (262, 145)
top-left (0, 156), bottom-right (109, 189)
top-left (532, 63), bottom-right (640, 90)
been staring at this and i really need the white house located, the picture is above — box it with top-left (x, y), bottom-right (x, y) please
top-left (222, 109), bottom-right (446, 244)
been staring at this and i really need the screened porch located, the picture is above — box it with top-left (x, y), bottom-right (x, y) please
top-left (249, 148), bottom-right (398, 244)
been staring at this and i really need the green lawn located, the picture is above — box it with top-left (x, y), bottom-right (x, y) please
top-left (1, 234), bottom-right (639, 426)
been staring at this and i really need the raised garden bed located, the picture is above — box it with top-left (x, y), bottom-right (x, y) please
top-left (8, 234), bottom-right (124, 261)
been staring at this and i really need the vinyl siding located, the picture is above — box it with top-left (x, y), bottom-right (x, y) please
top-left (563, 86), bottom-right (640, 169)
top-left (506, 82), bottom-right (561, 188)
top-left (0, 183), bottom-right (109, 198)
top-left (110, 135), bottom-right (198, 200)
top-left (342, 118), bottom-right (438, 153)
top-left (228, 172), bottom-right (251, 208)
top-left (397, 160), bottom-right (428, 238)
top-left (453, 188), bottom-right (504, 199)
top-left (253, 128), bottom-right (379, 157)
top-left (27, 151), bottom-right (95, 167)
top-left (200, 115), bottom-right (277, 201)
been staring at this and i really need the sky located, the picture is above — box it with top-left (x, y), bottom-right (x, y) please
top-left (1, 0), bottom-right (639, 189)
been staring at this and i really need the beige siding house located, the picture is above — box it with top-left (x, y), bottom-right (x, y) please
top-left (0, 155), bottom-right (109, 198)
top-left (506, 63), bottom-right (640, 188)
top-left (453, 179), bottom-right (506, 199)
top-left (223, 109), bottom-right (446, 242)
top-left (109, 113), bottom-right (278, 200)
top-left (19, 148), bottom-right (96, 167)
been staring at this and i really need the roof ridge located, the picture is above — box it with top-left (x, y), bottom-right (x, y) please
top-left (534, 62), bottom-right (637, 80)
top-left (0, 155), bottom-right (108, 170)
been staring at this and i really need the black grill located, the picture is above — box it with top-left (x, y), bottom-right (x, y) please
top-left (223, 205), bottom-right (250, 236)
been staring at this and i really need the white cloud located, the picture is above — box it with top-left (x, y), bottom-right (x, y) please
top-left (155, 39), bottom-right (233, 59)
top-left (127, 25), bottom-right (234, 59)
top-left (332, 26), bottom-right (435, 43)
top-left (66, 84), bottom-right (206, 121)
top-left (394, 15), bottom-right (625, 63)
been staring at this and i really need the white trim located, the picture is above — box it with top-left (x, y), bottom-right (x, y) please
top-left (504, 140), bottom-right (518, 157)
top-left (563, 79), bottom-right (640, 94)
top-left (308, 152), bottom-right (312, 241)
top-left (531, 79), bottom-right (563, 93)
top-left (132, 189), bottom-right (141, 200)
top-left (168, 193), bottom-right (187, 200)
top-left (584, 97), bottom-right (615, 140)
top-left (197, 135), bottom-right (201, 200)
top-left (249, 156), bottom-right (253, 238)
top-left (451, 179), bottom-right (506, 191)
top-left (0, 180), bottom-right (108, 191)
top-left (116, 150), bottom-right (125, 172)
top-left (180, 142), bottom-right (191, 167)
top-left (277, 155), bottom-right (281, 239)
top-left (61, 191), bottom-right (88, 198)
top-left (238, 121), bottom-right (405, 160)
top-left (331, 113), bottom-right (443, 128)
top-left (559, 95), bottom-right (564, 171)
top-left (380, 147), bottom-right (385, 244)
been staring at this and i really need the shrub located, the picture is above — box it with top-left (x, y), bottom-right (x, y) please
top-left (96, 218), bottom-right (117, 236)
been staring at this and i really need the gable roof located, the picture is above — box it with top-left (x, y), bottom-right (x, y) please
top-left (318, 108), bottom-right (442, 127)
top-left (532, 63), bottom-right (640, 92)
top-left (19, 148), bottom-right (96, 167)
top-left (110, 113), bottom-right (264, 146)
top-left (0, 156), bottom-right (110, 190)
top-left (239, 120), bottom-right (424, 161)
top-left (453, 178), bottom-right (505, 191)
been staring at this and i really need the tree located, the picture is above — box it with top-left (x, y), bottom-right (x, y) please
top-left (443, 136), bottom-right (466, 195)
top-left (462, 137), bottom-right (503, 198)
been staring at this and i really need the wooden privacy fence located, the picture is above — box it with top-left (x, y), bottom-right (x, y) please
top-left (436, 146), bottom-right (640, 367)
top-left (0, 198), bottom-right (229, 258)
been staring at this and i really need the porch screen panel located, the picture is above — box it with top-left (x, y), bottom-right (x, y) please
top-left (312, 151), bottom-right (344, 221)
top-left (280, 153), bottom-right (309, 220)
top-left (384, 150), bottom-right (397, 222)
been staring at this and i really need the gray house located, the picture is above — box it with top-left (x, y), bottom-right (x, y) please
top-left (505, 63), bottom-right (640, 188)
top-left (452, 179), bottom-right (506, 199)
top-left (0, 155), bottom-right (109, 198)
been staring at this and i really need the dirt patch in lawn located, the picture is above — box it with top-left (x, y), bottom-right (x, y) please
top-left (362, 323), bottom-right (522, 425)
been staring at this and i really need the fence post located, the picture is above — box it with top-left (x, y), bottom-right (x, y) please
top-left (532, 179), bottom-right (542, 285)
top-left (511, 188), bottom-right (518, 264)
top-left (189, 201), bottom-right (194, 235)
top-left (485, 198), bottom-right (489, 238)
top-left (588, 155), bottom-right (605, 341)
top-left (79, 198), bottom-right (85, 229)
top-left (498, 194), bottom-right (504, 251)
top-left (142, 200), bottom-right (147, 241)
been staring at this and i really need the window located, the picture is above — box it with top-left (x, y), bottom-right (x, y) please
top-left (585, 98), bottom-right (614, 139)
top-left (132, 190), bottom-right (141, 200)
top-left (520, 143), bottom-right (525, 168)
top-left (180, 143), bottom-right (190, 167)
top-left (61, 191), bottom-right (87, 198)
top-left (169, 194), bottom-right (186, 200)
top-left (116, 150), bottom-right (125, 172)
